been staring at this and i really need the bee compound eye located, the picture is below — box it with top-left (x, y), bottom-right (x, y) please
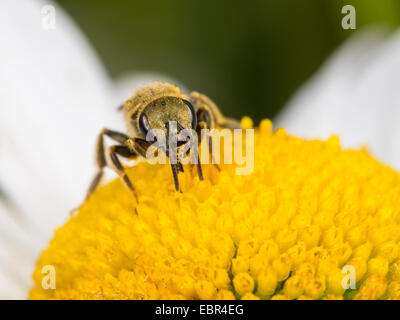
top-left (182, 99), bottom-right (197, 129)
top-left (139, 112), bottom-right (151, 136)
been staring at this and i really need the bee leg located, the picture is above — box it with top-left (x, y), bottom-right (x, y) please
top-left (185, 133), bottom-right (203, 180)
top-left (130, 138), bottom-right (151, 158)
top-left (85, 129), bottom-right (131, 201)
top-left (196, 108), bottom-right (221, 171)
top-left (170, 163), bottom-right (180, 191)
top-left (101, 128), bottom-right (130, 144)
top-left (107, 139), bottom-right (151, 214)
top-left (85, 132), bottom-right (107, 201)
top-left (165, 122), bottom-right (183, 191)
top-left (108, 145), bottom-right (139, 201)
top-left (177, 161), bottom-right (184, 173)
top-left (194, 145), bottom-right (203, 180)
top-left (86, 171), bottom-right (104, 200)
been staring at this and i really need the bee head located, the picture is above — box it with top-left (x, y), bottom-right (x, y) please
top-left (137, 97), bottom-right (197, 148)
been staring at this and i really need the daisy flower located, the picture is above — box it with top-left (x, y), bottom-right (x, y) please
top-left (2, 0), bottom-right (400, 300)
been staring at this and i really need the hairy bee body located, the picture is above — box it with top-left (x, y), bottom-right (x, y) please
top-left (84, 82), bottom-right (240, 204)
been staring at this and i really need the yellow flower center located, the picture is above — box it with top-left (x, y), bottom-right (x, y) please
top-left (30, 118), bottom-right (400, 300)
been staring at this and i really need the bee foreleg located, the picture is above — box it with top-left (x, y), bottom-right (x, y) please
top-left (109, 145), bottom-right (138, 201)
top-left (101, 128), bottom-right (130, 144)
top-left (170, 163), bottom-right (180, 192)
top-left (85, 129), bottom-right (131, 201)
top-left (177, 161), bottom-right (184, 173)
top-left (129, 138), bottom-right (151, 158)
top-left (196, 112), bottom-right (220, 171)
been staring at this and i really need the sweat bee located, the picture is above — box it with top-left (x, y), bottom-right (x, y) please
top-left (86, 82), bottom-right (241, 201)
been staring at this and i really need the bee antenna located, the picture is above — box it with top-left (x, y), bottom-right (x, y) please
top-left (117, 103), bottom-right (124, 111)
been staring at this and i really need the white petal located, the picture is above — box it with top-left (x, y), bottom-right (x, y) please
top-left (0, 273), bottom-right (27, 300)
top-left (0, 0), bottom-right (122, 243)
top-left (0, 201), bottom-right (39, 299)
top-left (276, 27), bottom-right (400, 170)
top-left (0, 0), bottom-right (127, 298)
